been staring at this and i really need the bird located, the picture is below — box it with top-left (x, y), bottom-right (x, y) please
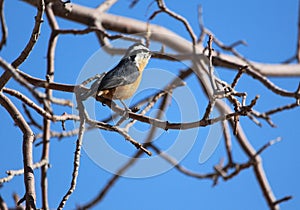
top-left (96, 43), bottom-right (152, 111)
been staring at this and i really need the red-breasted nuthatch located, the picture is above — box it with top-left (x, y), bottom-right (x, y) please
top-left (96, 43), bottom-right (152, 109)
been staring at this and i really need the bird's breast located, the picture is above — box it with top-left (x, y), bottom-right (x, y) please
top-left (114, 74), bottom-right (142, 100)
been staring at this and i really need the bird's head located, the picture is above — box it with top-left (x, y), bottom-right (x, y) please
top-left (124, 43), bottom-right (152, 71)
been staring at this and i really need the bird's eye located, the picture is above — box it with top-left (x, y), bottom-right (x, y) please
top-left (130, 55), bottom-right (136, 61)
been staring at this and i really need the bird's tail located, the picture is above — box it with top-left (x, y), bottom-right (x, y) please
top-left (77, 73), bottom-right (105, 101)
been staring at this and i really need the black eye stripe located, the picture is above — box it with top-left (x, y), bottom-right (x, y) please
top-left (130, 55), bottom-right (136, 61)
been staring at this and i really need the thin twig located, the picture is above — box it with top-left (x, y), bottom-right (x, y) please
top-left (207, 34), bottom-right (218, 93)
top-left (282, 55), bottom-right (297, 64)
top-left (2, 87), bottom-right (79, 122)
top-left (35, 129), bottom-right (76, 143)
top-left (0, 195), bottom-right (8, 210)
top-left (87, 118), bottom-right (152, 156)
top-left (251, 102), bottom-right (299, 127)
top-left (201, 99), bottom-right (215, 120)
top-left (216, 161), bottom-right (252, 181)
top-left (57, 97), bottom-right (86, 210)
top-left (265, 102), bottom-right (299, 116)
top-left (96, 0), bottom-right (118, 12)
top-left (197, 5), bottom-right (206, 44)
top-left (40, 3), bottom-right (59, 208)
top-left (108, 49), bottom-right (300, 100)
top-left (247, 113), bottom-right (263, 127)
top-left (149, 144), bottom-right (215, 179)
top-left (254, 137), bottom-right (282, 157)
top-left (231, 66), bottom-right (247, 88)
top-left (214, 40), bottom-right (300, 100)
top-left (273, 195), bottom-right (293, 206)
top-left (123, 90), bottom-right (168, 131)
top-left (0, 57), bottom-right (48, 106)
top-left (129, 0), bottom-right (140, 8)
top-left (0, 0), bottom-right (8, 50)
top-left (150, 0), bottom-right (197, 45)
top-left (0, 159), bottom-right (48, 184)
top-left (222, 121), bottom-right (234, 165)
top-left (0, 0), bottom-right (45, 90)
top-left (12, 193), bottom-right (24, 210)
top-left (297, 0), bottom-right (300, 63)
top-left (22, 103), bottom-right (43, 130)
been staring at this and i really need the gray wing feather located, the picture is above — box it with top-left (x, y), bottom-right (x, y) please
top-left (98, 57), bottom-right (139, 90)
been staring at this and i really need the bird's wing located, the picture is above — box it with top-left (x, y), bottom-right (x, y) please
top-left (98, 58), bottom-right (140, 90)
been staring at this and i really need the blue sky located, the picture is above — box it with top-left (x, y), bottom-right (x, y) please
top-left (0, 0), bottom-right (299, 209)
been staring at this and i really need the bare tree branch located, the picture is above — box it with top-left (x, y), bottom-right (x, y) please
top-left (57, 95), bottom-right (86, 210)
top-left (22, 0), bottom-right (300, 76)
top-left (40, 3), bottom-right (58, 208)
top-left (0, 0), bottom-right (8, 50)
top-left (86, 117), bottom-right (152, 156)
top-left (2, 87), bottom-right (79, 122)
top-left (0, 0), bottom-right (45, 90)
top-left (0, 93), bottom-right (36, 209)
top-left (222, 121), bottom-right (234, 166)
top-left (1, 1), bottom-right (298, 209)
